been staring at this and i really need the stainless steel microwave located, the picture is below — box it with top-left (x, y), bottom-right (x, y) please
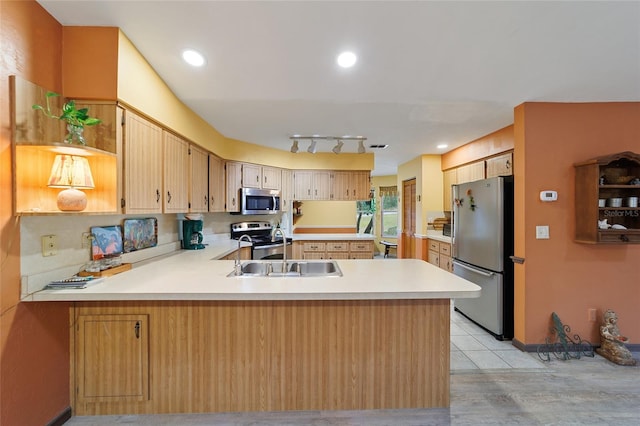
top-left (237, 187), bottom-right (281, 215)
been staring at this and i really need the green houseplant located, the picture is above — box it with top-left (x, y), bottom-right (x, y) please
top-left (33, 91), bottom-right (101, 145)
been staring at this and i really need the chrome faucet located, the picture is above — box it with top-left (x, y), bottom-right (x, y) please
top-left (236, 234), bottom-right (253, 275)
top-left (271, 227), bottom-right (287, 273)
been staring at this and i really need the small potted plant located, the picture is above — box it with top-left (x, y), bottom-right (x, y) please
top-left (33, 91), bottom-right (101, 145)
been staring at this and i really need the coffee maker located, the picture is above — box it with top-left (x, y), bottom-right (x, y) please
top-left (182, 219), bottom-right (205, 250)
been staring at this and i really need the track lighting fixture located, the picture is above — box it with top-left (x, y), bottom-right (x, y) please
top-left (332, 140), bottom-right (343, 154)
top-left (307, 139), bottom-right (317, 154)
top-left (288, 135), bottom-right (368, 154)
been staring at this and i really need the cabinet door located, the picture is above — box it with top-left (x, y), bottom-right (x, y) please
top-left (293, 171), bottom-right (313, 200)
top-left (75, 314), bottom-right (149, 402)
top-left (189, 144), bottom-right (209, 213)
top-left (281, 169), bottom-right (292, 211)
top-left (428, 250), bottom-right (440, 267)
top-left (349, 241), bottom-right (373, 259)
top-left (313, 171), bottom-right (332, 200)
top-left (351, 171), bottom-right (371, 200)
top-left (208, 154), bottom-right (225, 212)
top-left (457, 161), bottom-right (485, 184)
top-left (163, 132), bottom-right (190, 213)
top-left (226, 161), bottom-right (242, 212)
top-left (123, 111), bottom-right (163, 214)
top-left (262, 166), bottom-right (282, 190)
top-left (443, 169), bottom-right (457, 211)
top-left (486, 152), bottom-right (513, 178)
top-left (332, 171), bottom-right (351, 200)
top-left (242, 163), bottom-right (262, 188)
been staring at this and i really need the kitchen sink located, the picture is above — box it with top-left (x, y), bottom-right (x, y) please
top-left (227, 260), bottom-right (342, 277)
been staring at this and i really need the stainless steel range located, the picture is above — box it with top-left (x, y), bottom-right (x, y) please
top-left (230, 221), bottom-right (291, 260)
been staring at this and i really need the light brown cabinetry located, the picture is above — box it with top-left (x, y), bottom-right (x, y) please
top-left (427, 239), bottom-right (453, 272)
top-left (74, 313), bottom-right (149, 406)
top-left (456, 161), bottom-right (485, 184)
top-left (443, 169), bottom-right (457, 211)
top-left (293, 170), bottom-right (331, 200)
top-left (574, 151), bottom-right (640, 244)
top-left (293, 240), bottom-right (374, 259)
top-left (123, 110), bottom-right (163, 214)
top-left (486, 152), bottom-right (513, 178)
top-left (281, 169), bottom-right (293, 211)
top-left (225, 161), bottom-right (242, 212)
top-left (217, 246), bottom-right (251, 260)
top-left (162, 132), bottom-right (190, 213)
top-left (208, 154), bottom-right (225, 212)
top-left (261, 166), bottom-right (282, 190)
top-left (333, 171), bottom-right (371, 201)
top-left (241, 163), bottom-right (282, 190)
top-left (189, 144), bottom-right (209, 213)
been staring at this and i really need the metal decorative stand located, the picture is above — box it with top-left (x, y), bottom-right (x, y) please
top-left (537, 312), bottom-right (594, 362)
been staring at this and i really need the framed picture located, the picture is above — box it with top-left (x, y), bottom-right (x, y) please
top-left (91, 225), bottom-right (124, 260)
top-left (123, 218), bottom-right (158, 253)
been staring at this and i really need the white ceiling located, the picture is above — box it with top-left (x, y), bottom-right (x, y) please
top-left (37, 1), bottom-right (640, 176)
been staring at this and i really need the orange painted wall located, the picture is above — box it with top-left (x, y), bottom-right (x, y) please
top-left (1, 2), bottom-right (72, 425)
top-left (514, 102), bottom-right (640, 346)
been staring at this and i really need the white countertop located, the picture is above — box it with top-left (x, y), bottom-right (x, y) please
top-left (416, 231), bottom-right (452, 244)
top-left (289, 233), bottom-right (376, 241)
top-left (27, 242), bottom-right (479, 302)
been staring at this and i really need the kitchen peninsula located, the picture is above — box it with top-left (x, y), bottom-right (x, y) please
top-left (30, 246), bottom-right (479, 416)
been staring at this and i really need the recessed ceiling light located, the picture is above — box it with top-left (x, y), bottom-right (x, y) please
top-left (437, 144), bottom-right (449, 149)
top-left (337, 51), bottom-right (357, 68)
top-left (182, 49), bottom-right (205, 67)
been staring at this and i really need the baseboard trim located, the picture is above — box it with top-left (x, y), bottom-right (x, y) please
top-left (46, 406), bottom-right (71, 426)
top-left (512, 338), bottom-right (640, 353)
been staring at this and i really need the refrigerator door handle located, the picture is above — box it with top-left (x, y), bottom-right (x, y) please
top-left (453, 260), bottom-right (495, 277)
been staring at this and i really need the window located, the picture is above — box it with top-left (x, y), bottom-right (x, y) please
top-left (380, 186), bottom-right (398, 238)
top-left (356, 191), bottom-right (375, 234)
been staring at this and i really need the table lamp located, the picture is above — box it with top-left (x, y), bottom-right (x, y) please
top-left (48, 154), bottom-right (94, 211)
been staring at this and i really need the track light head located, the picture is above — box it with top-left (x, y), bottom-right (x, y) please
top-left (332, 140), bottom-right (344, 154)
top-left (290, 139), bottom-right (299, 153)
top-left (358, 140), bottom-right (366, 154)
top-left (307, 139), bottom-right (317, 154)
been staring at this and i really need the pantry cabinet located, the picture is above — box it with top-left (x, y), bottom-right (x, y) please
top-left (574, 151), bottom-right (640, 244)
top-left (189, 144), bottom-right (209, 213)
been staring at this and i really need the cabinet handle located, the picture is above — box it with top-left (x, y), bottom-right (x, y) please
top-left (167, 191), bottom-right (172, 203)
top-left (257, 175), bottom-right (260, 183)
top-left (506, 160), bottom-right (511, 169)
top-left (308, 189), bottom-right (311, 196)
top-left (134, 321), bottom-right (140, 339)
top-left (156, 189), bottom-right (160, 203)
top-left (204, 195), bottom-right (208, 205)
top-left (232, 197), bottom-right (236, 207)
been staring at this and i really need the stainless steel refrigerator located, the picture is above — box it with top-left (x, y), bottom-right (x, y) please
top-left (452, 176), bottom-right (514, 340)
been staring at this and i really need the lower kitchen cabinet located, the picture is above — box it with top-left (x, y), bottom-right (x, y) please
top-left (292, 240), bottom-right (374, 259)
top-left (218, 246), bottom-right (251, 261)
top-left (427, 239), bottom-right (453, 273)
top-left (74, 313), bottom-right (149, 406)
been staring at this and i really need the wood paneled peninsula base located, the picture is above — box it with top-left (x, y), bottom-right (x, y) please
top-left (72, 299), bottom-right (450, 415)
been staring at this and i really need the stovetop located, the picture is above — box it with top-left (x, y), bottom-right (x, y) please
top-left (230, 221), bottom-right (283, 246)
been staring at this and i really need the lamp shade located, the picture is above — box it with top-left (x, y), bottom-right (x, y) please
top-left (48, 155), bottom-right (94, 211)
top-left (48, 155), bottom-right (94, 189)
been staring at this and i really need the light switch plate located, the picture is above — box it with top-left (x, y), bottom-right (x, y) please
top-left (536, 226), bottom-right (550, 239)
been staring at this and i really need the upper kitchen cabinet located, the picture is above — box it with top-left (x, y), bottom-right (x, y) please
top-left (123, 110), bottom-right (163, 214)
top-left (456, 161), bottom-right (485, 184)
top-left (208, 154), bottom-right (225, 212)
top-left (189, 144), bottom-right (209, 213)
top-left (574, 151), bottom-right (640, 244)
top-left (162, 132), bottom-right (190, 213)
top-left (11, 77), bottom-right (120, 214)
top-left (281, 169), bottom-right (293, 212)
top-left (442, 169), bottom-right (457, 211)
top-left (293, 170), bottom-right (332, 200)
top-left (241, 163), bottom-right (282, 190)
top-left (333, 171), bottom-right (371, 201)
top-left (226, 161), bottom-right (242, 212)
top-left (486, 152), bottom-right (513, 178)
top-left (261, 166), bottom-right (282, 190)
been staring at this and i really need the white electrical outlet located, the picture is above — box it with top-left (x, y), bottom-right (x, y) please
top-left (42, 235), bottom-right (58, 256)
top-left (535, 226), bottom-right (550, 239)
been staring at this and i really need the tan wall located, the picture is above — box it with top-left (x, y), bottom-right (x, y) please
top-left (0, 2), bottom-right (71, 425)
top-left (514, 102), bottom-right (640, 346)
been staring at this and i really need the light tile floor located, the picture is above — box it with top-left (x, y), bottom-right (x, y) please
top-left (449, 303), bottom-right (548, 371)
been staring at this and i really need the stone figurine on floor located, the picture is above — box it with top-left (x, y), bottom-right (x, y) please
top-left (596, 309), bottom-right (637, 366)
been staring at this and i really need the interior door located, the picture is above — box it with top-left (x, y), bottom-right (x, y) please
top-left (402, 179), bottom-right (416, 258)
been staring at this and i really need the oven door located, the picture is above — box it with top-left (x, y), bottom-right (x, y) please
top-left (252, 242), bottom-right (292, 260)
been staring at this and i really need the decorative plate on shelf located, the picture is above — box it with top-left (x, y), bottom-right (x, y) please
top-left (123, 218), bottom-right (158, 253)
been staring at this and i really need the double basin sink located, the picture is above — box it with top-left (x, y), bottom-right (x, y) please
top-left (228, 260), bottom-right (342, 277)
